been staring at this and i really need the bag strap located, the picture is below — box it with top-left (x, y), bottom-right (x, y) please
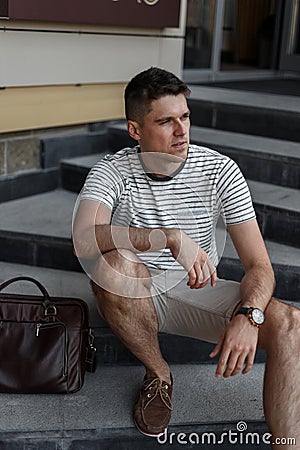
top-left (0, 276), bottom-right (53, 310)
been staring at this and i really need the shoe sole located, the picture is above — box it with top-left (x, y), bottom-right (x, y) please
top-left (134, 420), bottom-right (167, 438)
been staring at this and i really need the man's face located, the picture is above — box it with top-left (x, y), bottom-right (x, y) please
top-left (128, 94), bottom-right (190, 159)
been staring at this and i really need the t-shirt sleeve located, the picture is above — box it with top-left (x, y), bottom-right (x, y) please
top-left (217, 157), bottom-right (256, 225)
top-left (79, 159), bottom-right (125, 210)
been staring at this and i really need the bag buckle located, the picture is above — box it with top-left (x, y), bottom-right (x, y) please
top-left (44, 305), bottom-right (57, 316)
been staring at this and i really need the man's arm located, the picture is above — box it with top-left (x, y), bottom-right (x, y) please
top-left (210, 218), bottom-right (275, 377)
top-left (228, 218), bottom-right (275, 311)
top-left (72, 199), bottom-right (217, 288)
top-left (73, 199), bottom-right (171, 257)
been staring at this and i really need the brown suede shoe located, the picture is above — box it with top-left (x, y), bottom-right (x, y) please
top-left (133, 375), bottom-right (173, 437)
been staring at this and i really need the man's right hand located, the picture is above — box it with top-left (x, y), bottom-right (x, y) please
top-left (167, 229), bottom-right (217, 289)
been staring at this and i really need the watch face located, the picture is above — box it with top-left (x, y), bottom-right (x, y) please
top-left (251, 308), bottom-right (265, 325)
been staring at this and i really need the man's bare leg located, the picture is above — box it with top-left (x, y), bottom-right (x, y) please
top-left (92, 249), bottom-right (171, 383)
top-left (259, 298), bottom-right (300, 448)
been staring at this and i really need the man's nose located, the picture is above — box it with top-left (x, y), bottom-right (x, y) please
top-left (174, 119), bottom-right (187, 136)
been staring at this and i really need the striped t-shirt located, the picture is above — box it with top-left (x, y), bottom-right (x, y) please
top-left (80, 144), bottom-right (255, 270)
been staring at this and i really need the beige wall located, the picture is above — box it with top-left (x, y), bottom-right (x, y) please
top-left (0, 83), bottom-right (125, 133)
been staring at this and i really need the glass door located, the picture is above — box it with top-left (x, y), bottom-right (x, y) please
top-left (221, 0), bottom-right (278, 71)
top-left (279, 0), bottom-right (300, 71)
top-left (183, 0), bottom-right (282, 81)
top-left (184, 0), bottom-right (217, 69)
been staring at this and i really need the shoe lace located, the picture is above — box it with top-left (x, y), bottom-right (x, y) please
top-left (143, 378), bottom-right (173, 411)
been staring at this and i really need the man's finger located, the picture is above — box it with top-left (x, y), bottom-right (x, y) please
top-left (192, 261), bottom-right (203, 288)
top-left (209, 332), bottom-right (224, 359)
top-left (201, 258), bottom-right (216, 286)
top-left (230, 353), bottom-right (248, 376)
top-left (215, 347), bottom-right (231, 378)
top-left (223, 352), bottom-right (240, 378)
top-left (187, 267), bottom-right (197, 287)
top-left (242, 349), bottom-right (255, 374)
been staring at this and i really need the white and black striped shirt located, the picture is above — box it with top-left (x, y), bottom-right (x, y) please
top-left (80, 144), bottom-right (255, 270)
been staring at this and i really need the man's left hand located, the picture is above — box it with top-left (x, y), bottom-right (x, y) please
top-left (209, 315), bottom-right (259, 378)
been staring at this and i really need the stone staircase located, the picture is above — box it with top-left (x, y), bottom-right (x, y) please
top-left (0, 84), bottom-right (299, 449)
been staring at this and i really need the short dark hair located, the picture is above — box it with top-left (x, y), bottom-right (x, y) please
top-left (124, 67), bottom-right (190, 123)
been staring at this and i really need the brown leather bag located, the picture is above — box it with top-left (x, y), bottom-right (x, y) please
top-left (0, 276), bottom-right (96, 394)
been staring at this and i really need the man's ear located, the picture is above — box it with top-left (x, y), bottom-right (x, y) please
top-left (127, 120), bottom-right (141, 141)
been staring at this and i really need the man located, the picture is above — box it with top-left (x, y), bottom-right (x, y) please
top-left (73, 67), bottom-right (300, 446)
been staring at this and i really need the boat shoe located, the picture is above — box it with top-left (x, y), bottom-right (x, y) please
top-left (133, 375), bottom-right (173, 437)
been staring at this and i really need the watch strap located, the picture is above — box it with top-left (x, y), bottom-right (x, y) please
top-left (235, 306), bottom-right (252, 315)
top-left (235, 306), bottom-right (263, 328)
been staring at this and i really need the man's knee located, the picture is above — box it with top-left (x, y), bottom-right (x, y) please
top-left (259, 298), bottom-right (300, 349)
top-left (92, 249), bottom-right (152, 298)
top-left (282, 302), bottom-right (300, 339)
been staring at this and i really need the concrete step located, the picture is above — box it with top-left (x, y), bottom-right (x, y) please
top-left (248, 180), bottom-right (300, 248)
top-left (0, 190), bottom-right (80, 272)
top-left (0, 191), bottom-right (299, 302)
top-left (193, 77), bottom-right (300, 96)
top-left (99, 121), bottom-right (300, 188)
top-left (59, 121), bottom-right (135, 193)
top-left (0, 363), bottom-right (270, 449)
top-left (40, 130), bottom-right (108, 169)
top-left (190, 126), bottom-right (300, 189)
top-left (0, 167), bottom-right (59, 203)
top-left (187, 86), bottom-right (300, 142)
top-left (60, 151), bottom-right (112, 193)
top-left (219, 231), bottom-right (300, 303)
top-left (0, 127), bottom-right (112, 204)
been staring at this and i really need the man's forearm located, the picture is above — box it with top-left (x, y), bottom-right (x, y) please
top-left (240, 263), bottom-right (276, 311)
top-left (74, 223), bottom-right (216, 288)
top-left (95, 224), bottom-right (176, 255)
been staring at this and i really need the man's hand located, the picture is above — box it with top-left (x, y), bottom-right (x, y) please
top-left (209, 315), bottom-right (259, 377)
top-left (168, 229), bottom-right (217, 288)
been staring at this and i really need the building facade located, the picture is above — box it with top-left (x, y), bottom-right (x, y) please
top-left (0, 0), bottom-right (299, 177)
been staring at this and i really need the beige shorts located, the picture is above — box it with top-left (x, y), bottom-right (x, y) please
top-left (150, 269), bottom-right (241, 344)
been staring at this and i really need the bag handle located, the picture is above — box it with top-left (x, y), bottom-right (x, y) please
top-left (0, 276), bottom-right (54, 312)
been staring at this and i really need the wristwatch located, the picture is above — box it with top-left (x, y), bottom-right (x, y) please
top-left (235, 306), bottom-right (265, 328)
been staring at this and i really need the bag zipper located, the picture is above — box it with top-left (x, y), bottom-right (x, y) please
top-left (35, 322), bottom-right (68, 377)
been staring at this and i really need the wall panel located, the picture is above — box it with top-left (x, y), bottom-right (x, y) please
top-left (0, 83), bottom-right (125, 132)
top-left (0, 29), bottom-right (182, 87)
